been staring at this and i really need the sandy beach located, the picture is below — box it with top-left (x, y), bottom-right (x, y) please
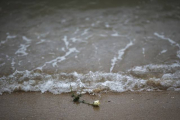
top-left (0, 91), bottom-right (180, 120)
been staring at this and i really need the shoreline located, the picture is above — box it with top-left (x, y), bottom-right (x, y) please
top-left (0, 91), bottom-right (180, 120)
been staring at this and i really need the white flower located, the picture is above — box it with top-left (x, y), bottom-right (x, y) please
top-left (93, 100), bottom-right (100, 106)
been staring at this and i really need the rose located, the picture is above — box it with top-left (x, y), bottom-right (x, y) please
top-left (93, 100), bottom-right (100, 106)
top-left (70, 85), bottom-right (100, 107)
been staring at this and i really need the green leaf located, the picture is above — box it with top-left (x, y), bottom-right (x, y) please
top-left (73, 96), bottom-right (80, 102)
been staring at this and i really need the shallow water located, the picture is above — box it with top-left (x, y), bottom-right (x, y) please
top-left (0, 0), bottom-right (180, 94)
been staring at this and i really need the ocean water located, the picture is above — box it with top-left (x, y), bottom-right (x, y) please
top-left (0, 0), bottom-right (180, 94)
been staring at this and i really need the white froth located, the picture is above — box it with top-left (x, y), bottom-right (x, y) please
top-left (22, 36), bottom-right (31, 44)
top-left (40, 32), bottom-right (49, 37)
top-left (110, 41), bottom-right (133, 72)
top-left (111, 33), bottom-right (120, 37)
top-left (35, 32), bottom-right (49, 39)
top-left (61, 47), bottom-right (65, 52)
top-left (154, 33), bottom-right (180, 59)
top-left (15, 44), bottom-right (29, 56)
top-left (11, 58), bottom-right (15, 70)
top-left (14, 36), bottom-right (31, 56)
top-left (74, 28), bottom-right (79, 35)
top-left (7, 35), bottom-right (17, 39)
top-left (0, 34), bottom-right (16, 46)
top-left (110, 57), bottom-right (117, 73)
top-left (111, 29), bottom-right (120, 37)
top-left (162, 73), bottom-right (174, 80)
top-left (5, 55), bottom-right (11, 60)
top-left (111, 31), bottom-right (128, 37)
top-left (85, 35), bottom-right (93, 40)
top-left (177, 50), bottom-right (180, 59)
top-left (62, 36), bottom-right (69, 49)
top-left (70, 37), bottom-right (81, 42)
top-left (36, 47), bottom-right (79, 70)
top-left (36, 39), bottom-right (46, 44)
top-left (65, 48), bottom-right (79, 56)
top-left (0, 40), bottom-right (7, 45)
top-left (117, 41), bottom-right (133, 60)
top-left (18, 61), bottom-right (22, 65)
top-left (91, 23), bottom-right (95, 27)
top-left (129, 63), bottom-right (180, 73)
top-left (81, 29), bottom-right (90, 36)
top-left (160, 49), bottom-right (167, 54)
top-left (154, 33), bottom-right (180, 48)
top-left (142, 48), bottom-right (145, 56)
top-left (105, 23), bottom-right (110, 28)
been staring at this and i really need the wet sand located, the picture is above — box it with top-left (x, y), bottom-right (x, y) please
top-left (0, 91), bottom-right (180, 120)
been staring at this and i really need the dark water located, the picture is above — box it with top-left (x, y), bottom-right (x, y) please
top-left (0, 0), bottom-right (180, 94)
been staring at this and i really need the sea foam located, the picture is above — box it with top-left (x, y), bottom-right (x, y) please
top-left (1, 69), bottom-right (180, 95)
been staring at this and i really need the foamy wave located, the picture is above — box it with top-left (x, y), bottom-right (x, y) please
top-left (128, 63), bottom-right (180, 73)
top-left (128, 63), bottom-right (180, 82)
top-left (0, 70), bottom-right (180, 95)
